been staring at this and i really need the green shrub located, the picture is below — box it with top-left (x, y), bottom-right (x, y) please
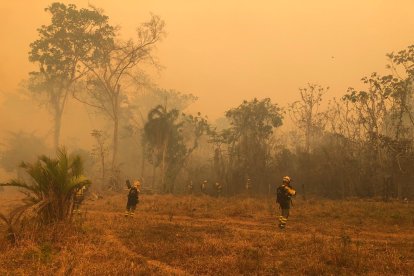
top-left (0, 148), bottom-right (91, 224)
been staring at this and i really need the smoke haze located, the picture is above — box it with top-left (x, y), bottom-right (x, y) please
top-left (0, 0), bottom-right (413, 178)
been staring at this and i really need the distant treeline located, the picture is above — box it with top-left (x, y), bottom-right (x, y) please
top-left (1, 2), bottom-right (413, 199)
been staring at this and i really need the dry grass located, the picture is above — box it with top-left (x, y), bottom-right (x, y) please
top-left (0, 192), bottom-right (413, 275)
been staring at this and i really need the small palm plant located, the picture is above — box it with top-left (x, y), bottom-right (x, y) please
top-left (0, 148), bottom-right (91, 224)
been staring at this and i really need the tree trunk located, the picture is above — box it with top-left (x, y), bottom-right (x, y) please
top-left (161, 139), bottom-right (168, 192)
top-left (54, 107), bottom-right (62, 150)
top-left (141, 140), bottom-right (146, 178)
top-left (101, 155), bottom-right (105, 183)
top-left (302, 182), bottom-right (306, 201)
top-left (152, 161), bottom-right (156, 190)
top-left (302, 153), bottom-right (309, 201)
top-left (112, 86), bottom-right (120, 169)
top-left (305, 113), bottom-right (311, 154)
top-left (112, 116), bottom-right (119, 169)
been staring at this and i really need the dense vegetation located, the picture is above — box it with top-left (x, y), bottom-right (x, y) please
top-left (0, 3), bottom-right (413, 275)
top-left (1, 2), bottom-right (413, 201)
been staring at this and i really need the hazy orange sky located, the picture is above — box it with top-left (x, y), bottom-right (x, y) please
top-left (1, 0), bottom-right (413, 119)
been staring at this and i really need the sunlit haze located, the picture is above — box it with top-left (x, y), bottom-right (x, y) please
top-left (0, 0), bottom-right (413, 150)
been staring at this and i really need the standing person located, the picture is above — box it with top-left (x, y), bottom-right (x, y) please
top-left (245, 178), bottom-right (252, 197)
top-left (73, 186), bottom-right (87, 214)
top-left (201, 180), bottom-right (207, 194)
top-left (187, 180), bottom-right (194, 195)
top-left (125, 180), bottom-right (140, 217)
top-left (214, 182), bottom-right (222, 197)
top-left (276, 176), bottom-right (296, 229)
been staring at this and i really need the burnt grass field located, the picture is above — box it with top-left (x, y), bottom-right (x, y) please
top-left (0, 192), bottom-right (413, 275)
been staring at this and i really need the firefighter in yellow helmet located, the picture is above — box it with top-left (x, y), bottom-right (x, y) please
top-left (276, 176), bottom-right (296, 229)
top-left (125, 180), bottom-right (140, 217)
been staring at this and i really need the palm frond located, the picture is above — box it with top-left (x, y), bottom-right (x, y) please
top-left (0, 179), bottom-right (38, 195)
top-left (70, 155), bottom-right (84, 177)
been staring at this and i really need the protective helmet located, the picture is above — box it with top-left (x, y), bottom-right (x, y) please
top-left (134, 180), bottom-right (141, 188)
top-left (282, 176), bottom-right (291, 183)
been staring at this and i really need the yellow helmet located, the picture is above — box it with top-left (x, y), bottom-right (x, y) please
top-left (282, 176), bottom-right (291, 183)
top-left (134, 180), bottom-right (141, 188)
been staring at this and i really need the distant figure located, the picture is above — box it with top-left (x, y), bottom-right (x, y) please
top-left (276, 176), bottom-right (296, 229)
top-left (187, 180), bottom-right (194, 195)
top-left (73, 186), bottom-right (87, 214)
top-left (201, 180), bottom-right (207, 194)
top-left (245, 178), bottom-right (252, 196)
top-left (125, 180), bottom-right (140, 217)
top-left (214, 182), bottom-right (222, 197)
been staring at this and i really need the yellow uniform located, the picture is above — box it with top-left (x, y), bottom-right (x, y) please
top-left (276, 176), bottom-right (296, 229)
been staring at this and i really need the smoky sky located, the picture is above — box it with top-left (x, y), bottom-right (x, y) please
top-left (0, 0), bottom-right (413, 133)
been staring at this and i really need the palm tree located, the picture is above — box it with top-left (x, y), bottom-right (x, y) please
top-left (0, 148), bottom-right (91, 223)
top-left (144, 105), bottom-right (181, 192)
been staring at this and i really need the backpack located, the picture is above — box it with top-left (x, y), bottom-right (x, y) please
top-left (128, 187), bottom-right (138, 199)
top-left (276, 185), bottom-right (289, 204)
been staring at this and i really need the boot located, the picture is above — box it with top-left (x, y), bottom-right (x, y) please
top-left (278, 216), bottom-right (287, 229)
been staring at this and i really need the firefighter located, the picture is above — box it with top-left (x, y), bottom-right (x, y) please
top-left (201, 180), bottom-right (207, 194)
top-left (245, 178), bottom-right (252, 196)
top-left (73, 185), bottom-right (87, 214)
top-left (187, 180), bottom-right (194, 194)
top-left (125, 180), bottom-right (140, 217)
top-left (276, 176), bottom-right (296, 229)
top-left (214, 182), bottom-right (222, 197)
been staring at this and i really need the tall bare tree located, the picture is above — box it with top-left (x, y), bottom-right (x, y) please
top-left (90, 129), bottom-right (110, 183)
top-left (289, 83), bottom-right (328, 153)
top-left (74, 14), bottom-right (165, 169)
top-left (289, 83), bottom-right (328, 198)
